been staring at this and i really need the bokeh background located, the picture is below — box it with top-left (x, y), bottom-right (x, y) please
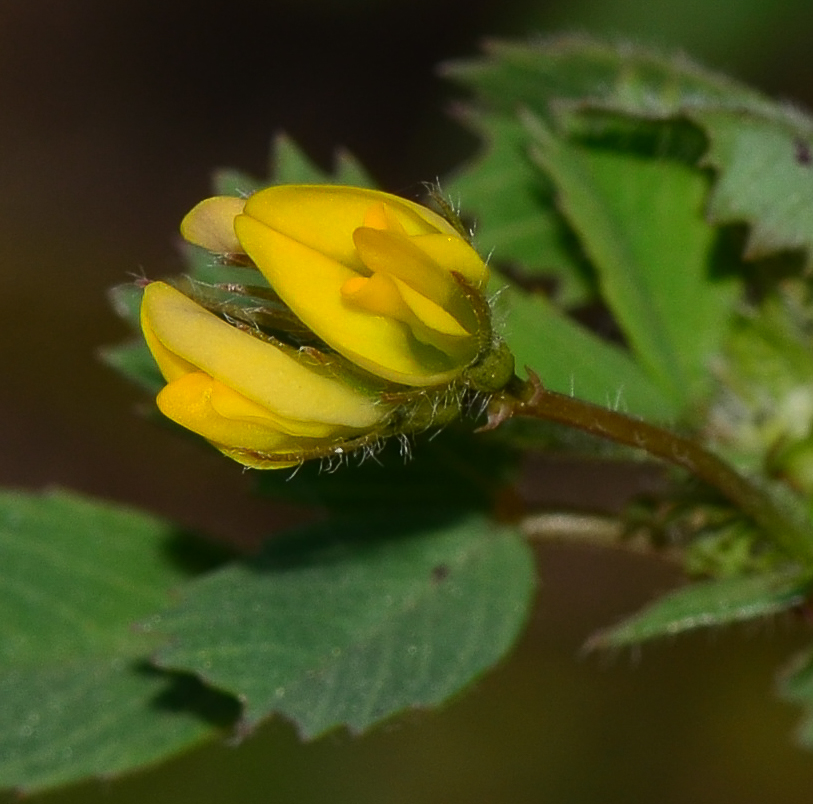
top-left (4, 1), bottom-right (813, 801)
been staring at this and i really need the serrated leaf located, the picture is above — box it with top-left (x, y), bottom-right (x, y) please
top-left (448, 112), bottom-right (592, 306)
top-left (156, 513), bottom-right (536, 737)
top-left (444, 35), bottom-right (771, 123)
top-left (588, 568), bottom-right (810, 649)
top-left (527, 114), bottom-right (739, 409)
top-left (265, 133), bottom-right (377, 188)
top-left (213, 134), bottom-right (376, 196)
top-left (692, 108), bottom-right (813, 266)
top-left (444, 35), bottom-right (772, 312)
top-left (0, 489), bottom-right (233, 792)
top-left (498, 283), bottom-right (677, 422)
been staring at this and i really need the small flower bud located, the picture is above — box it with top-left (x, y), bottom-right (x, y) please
top-left (141, 184), bottom-right (514, 468)
top-left (141, 281), bottom-right (392, 468)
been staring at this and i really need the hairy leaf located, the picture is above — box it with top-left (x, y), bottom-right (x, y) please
top-left (444, 35), bottom-right (772, 123)
top-left (693, 109), bottom-right (813, 265)
top-left (0, 490), bottom-right (233, 793)
top-left (443, 35), bottom-right (772, 306)
top-left (528, 114), bottom-right (739, 409)
top-left (588, 568), bottom-right (810, 649)
top-left (156, 513), bottom-right (536, 737)
top-left (498, 284), bottom-right (676, 422)
top-left (448, 111), bottom-right (592, 306)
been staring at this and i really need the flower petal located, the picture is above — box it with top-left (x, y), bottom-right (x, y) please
top-left (390, 276), bottom-right (472, 339)
top-left (362, 201), bottom-right (408, 233)
top-left (234, 215), bottom-right (463, 385)
top-left (157, 372), bottom-right (298, 452)
top-left (409, 233), bottom-right (490, 287)
top-left (141, 281), bottom-right (383, 427)
top-left (240, 185), bottom-right (459, 267)
top-left (141, 309), bottom-right (198, 383)
top-left (180, 196), bottom-right (247, 253)
top-left (341, 273), bottom-right (409, 321)
top-left (207, 377), bottom-right (346, 439)
top-left (341, 273), bottom-right (475, 366)
top-left (352, 226), bottom-right (457, 305)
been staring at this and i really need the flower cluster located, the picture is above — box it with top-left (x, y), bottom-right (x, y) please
top-left (140, 185), bottom-right (513, 468)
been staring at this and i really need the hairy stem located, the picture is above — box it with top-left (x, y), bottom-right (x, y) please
top-left (489, 373), bottom-right (813, 564)
top-left (520, 511), bottom-right (683, 561)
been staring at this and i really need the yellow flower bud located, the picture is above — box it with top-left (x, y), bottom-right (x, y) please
top-left (142, 184), bottom-right (514, 469)
top-left (181, 185), bottom-right (492, 386)
top-left (140, 281), bottom-right (392, 469)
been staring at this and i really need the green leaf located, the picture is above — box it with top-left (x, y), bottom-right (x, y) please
top-left (155, 513), bottom-right (536, 737)
top-left (692, 108), bottom-right (813, 265)
top-left (446, 37), bottom-right (754, 419)
top-left (0, 662), bottom-right (233, 795)
top-left (0, 489), bottom-right (234, 793)
top-left (527, 115), bottom-right (739, 410)
top-left (588, 568), bottom-right (810, 649)
top-left (448, 112), bottom-right (593, 306)
top-left (444, 35), bottom-right (773, 314)
top-left (498, 284), bottom-right (677, 422)
top-left (216, 133), bottom-right (377, 194)
top-left (444, 35), bottom-right (772, 123)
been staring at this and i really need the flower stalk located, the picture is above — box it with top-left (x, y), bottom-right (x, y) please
top-left (487, 372), bottom-right (813, 565)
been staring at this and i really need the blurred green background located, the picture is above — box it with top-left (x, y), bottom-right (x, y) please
top-left (3, 0), bottom-right (813, 801)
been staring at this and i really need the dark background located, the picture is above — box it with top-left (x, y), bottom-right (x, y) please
top-left (4, 1), bottom-right (813, 801)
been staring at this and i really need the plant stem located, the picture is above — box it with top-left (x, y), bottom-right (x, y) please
top-left (520, 511), bottom-right (683, 561)
top-left (488, 373), bottom-right (813, 564)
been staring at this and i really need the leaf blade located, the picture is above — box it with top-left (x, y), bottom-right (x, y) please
top-left (693, 109), bottom-right (813, 265)
top-left (588, 568), bottom-right (810, 649)
top-left (0, 489), bottom-right (231, 793)
top-left (528, 116), bottom-right (739, 408)
top-left (156, 513), bottom-right (536, 737)
top-left (498, 283), bottom-right (677, 422)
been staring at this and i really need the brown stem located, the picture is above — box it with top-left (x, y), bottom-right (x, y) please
top-left (488, 372), bottom-right (813, 564)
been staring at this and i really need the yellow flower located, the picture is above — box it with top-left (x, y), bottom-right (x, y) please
top-left (141, 184), bottom-right (513, 469)
top-left (181, 185), bottom-right (491, 386)
top-left (140, 281), bottom-right (391, 469)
